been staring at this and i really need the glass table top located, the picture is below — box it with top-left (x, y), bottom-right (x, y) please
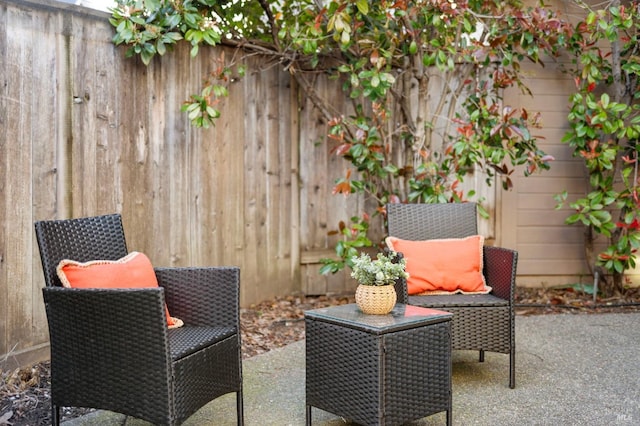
top-left (304, 303), bottom-right (453, 334)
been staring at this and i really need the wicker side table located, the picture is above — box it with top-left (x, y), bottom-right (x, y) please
top-left (305, 303), bottom-right (453, 426)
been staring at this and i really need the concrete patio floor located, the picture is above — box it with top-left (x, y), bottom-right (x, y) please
top-left (63, 311), bottom-right (640, 425)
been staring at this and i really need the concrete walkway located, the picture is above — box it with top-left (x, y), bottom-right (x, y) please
top-left (63, 312), bottom-right (640, 425)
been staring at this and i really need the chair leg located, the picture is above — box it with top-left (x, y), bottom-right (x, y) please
top-left (306, 405), bottom-right (312, 426)
top-left (509, 349), bottom-right (516, 389)
top-left (479, 349), bottom-right (485, 362)
top-left (237, 390), bottom-right (244, 426)
top-left (51, 404), bottom-right (60, 426)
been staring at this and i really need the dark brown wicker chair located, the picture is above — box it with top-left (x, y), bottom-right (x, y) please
top-left (387, 202), bottom-right (517, 388)
top-left (34, 213), bottom-right (244, 425)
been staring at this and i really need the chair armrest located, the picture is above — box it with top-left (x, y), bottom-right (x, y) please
top-left (42, 287), bottom-right (172, 406)
top-left (155, 267), bottom-right (240, 329)
top-left (483, 246), bottom-right (518, 303)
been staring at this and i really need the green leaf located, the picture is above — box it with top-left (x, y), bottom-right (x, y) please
top-left (206, 106), bottom-right (219, 119)
top-left (613, 259), bottom-right (624, 274)
top-left (144, 0), bottom-right (161, 10)
top-left (566, 213), bottom-right (582, 224)
top-left (164, 32), bottom-right (183, 42)
top-left (166, 14), bottom-right (181, 28)
top-left (356, 0), bottom-right (369, 15)
top-left (184, 12), bottom-right (198, 27)
top-left (422, 53), bottom-right (435, 67)
top-left (319, 262), bottom-right (338, 275)
top-left (341, 30), bottom-right (350, 45)
top-left (188, 106), bottom-right (201, 121)
top-left (588, 213), bottom-right (601, 227)
top-left (213, 85), bottom-right (228, 97)
top-left (409, 40), bottom-right (417, 55)
top-left (140, 50), bottom-right (154, 65)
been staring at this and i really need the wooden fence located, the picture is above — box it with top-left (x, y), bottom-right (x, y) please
top-left (0, 0), bottom-right (370, 368)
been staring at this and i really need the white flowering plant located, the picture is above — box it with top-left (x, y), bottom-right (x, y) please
top-left (350, 251), bottom-right (408, 286)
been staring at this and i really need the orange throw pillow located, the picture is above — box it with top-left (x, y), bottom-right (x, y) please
top-left (385, 235), bottom-right (490, 295)
top-left (56, 252), bottom-right (182, 328)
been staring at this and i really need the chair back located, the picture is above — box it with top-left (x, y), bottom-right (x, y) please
top-left (386, 203), bottom-right (478, 240)
top-left (34, 214), bottom-right (128, 287)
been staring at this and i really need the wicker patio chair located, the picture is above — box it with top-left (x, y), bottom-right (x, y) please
top-left (35, 213), bottom-right (244, 425)
top-left (387, 202), bottom-right (517, 388)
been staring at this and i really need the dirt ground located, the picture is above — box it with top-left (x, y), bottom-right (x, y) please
top-left (1, 287), bottom-right (639, 425)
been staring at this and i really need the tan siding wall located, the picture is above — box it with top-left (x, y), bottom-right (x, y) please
top-left (496, 0), bottom-right (636, 287)
top-left (502, 51), bottom-right (591, 285)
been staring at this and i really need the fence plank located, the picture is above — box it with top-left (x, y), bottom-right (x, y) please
top-left (3, 3), bottom-right (38, 364)
top-left (0, 0), bottom-right (9, 363)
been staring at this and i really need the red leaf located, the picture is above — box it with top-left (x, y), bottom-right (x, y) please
top-left (574, 76), bottom-right (581, 88)
top-left (550, 296), bottom-right (564, 305)
top-left (315, 8), bottom-right (326, 31)
top-left (622, 155), bottom-right (636, 164)
top-left (527, 163), bottom-right (537, 174)
top-left (328, 116), bottom-right (342, 126)
top-left (457, 123), bottom-right (474, 138)
top-left (502, 106), bottom-right (515, 119)
top-left (370, 50), bottom-right (380, 66)
top-left (334, 143), bottom-right (352, 156)
top-left (509, 125), bottom-right (524, 138)
top-left (327, 133), bottom-right (343, 142)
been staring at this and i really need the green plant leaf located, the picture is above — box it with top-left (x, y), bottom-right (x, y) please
top-left (356, 0), bottom-right (369, 15)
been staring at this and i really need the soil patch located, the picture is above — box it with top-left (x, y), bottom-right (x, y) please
top-left (515, 285), bottom-right (640, 315)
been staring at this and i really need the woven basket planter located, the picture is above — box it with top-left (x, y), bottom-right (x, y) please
top-left (355, 284), bottom-right (397, 315)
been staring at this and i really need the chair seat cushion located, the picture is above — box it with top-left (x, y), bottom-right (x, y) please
top-left (56, 252), bottom-right (181, 328)
top-left (386, 235), bottom-right (490, 295)
top-left (409, 293), bottom-right (509, 308)
top-left (168, 326), bottom-right (237, 361)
